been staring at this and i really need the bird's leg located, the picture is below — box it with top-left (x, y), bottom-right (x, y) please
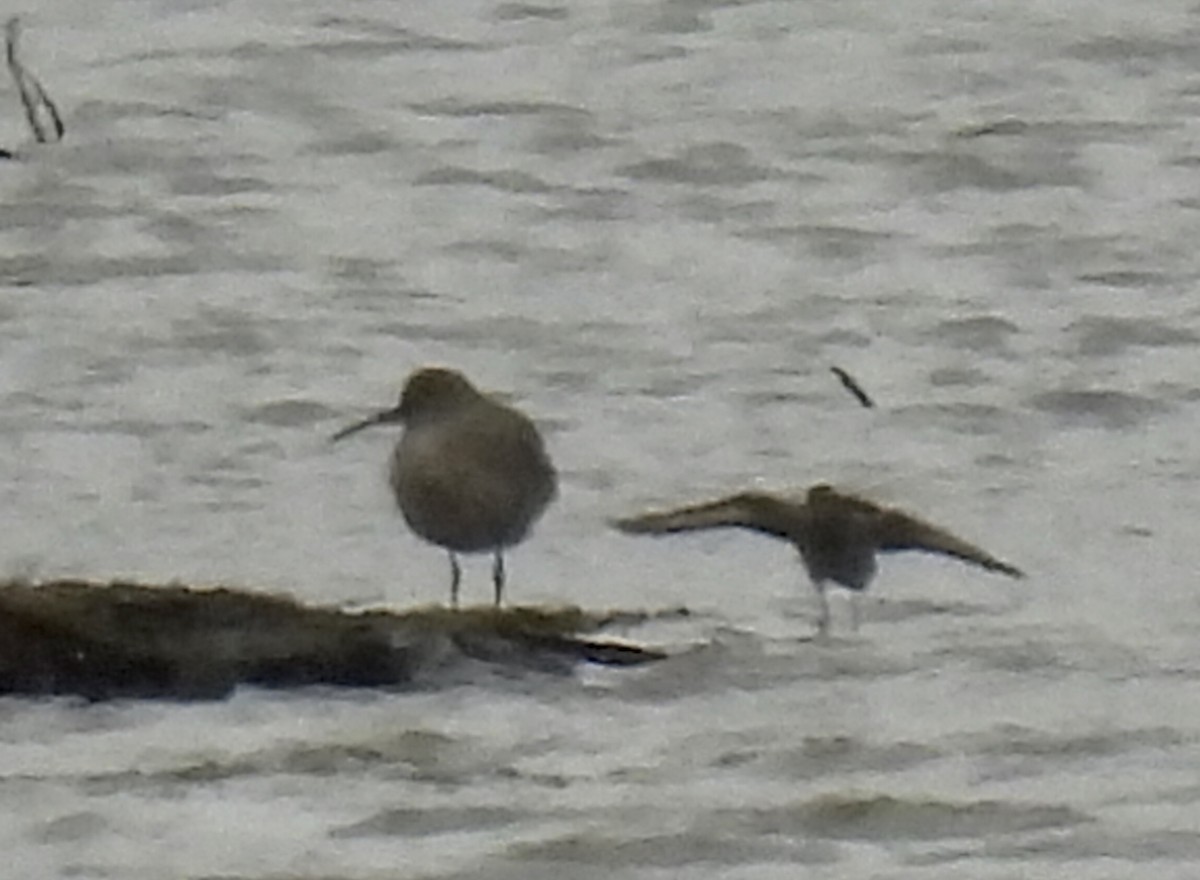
top-left (850, 592), bottom-right (861, 632)
top-left (814, 581), bottom-right (831, 637)
top-left (492, 551), bottom-right (505, 607)
top-left (449, 552), bottom-right (462, 608)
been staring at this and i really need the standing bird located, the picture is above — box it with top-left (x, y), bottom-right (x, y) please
top-left (613, 484), bottom-right (1023, 635)
top-left (332, 368), bottom-right (557, 608)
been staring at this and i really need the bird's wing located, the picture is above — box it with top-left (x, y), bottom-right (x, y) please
top-left (612, 492), bottom-right (801, 542)
top-left (871, 505), bottom-right (1024, 578)
top-left (457, 405), bottom-right (556, 482)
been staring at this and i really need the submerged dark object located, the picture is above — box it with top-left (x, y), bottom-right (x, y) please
top-left (4, 17), bottom-right (64, 151)
top-left (0, 580), bottom-right (665, 701)
top-left (830, 366), bottom-right (875, 409)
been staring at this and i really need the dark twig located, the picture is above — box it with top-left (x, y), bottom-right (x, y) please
top-left (830, 366), bottom-right (875, 409)
top-left (5, 17), bottom-right (65, 146)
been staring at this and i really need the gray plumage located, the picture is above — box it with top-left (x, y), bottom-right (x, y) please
top-left (613, 484), bottom-right (1023, 634)
top-left (333, 368), bottom-right (556, 607)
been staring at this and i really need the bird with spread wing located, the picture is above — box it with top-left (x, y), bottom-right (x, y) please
top-left (613, 484), bottom-right (1024, 635)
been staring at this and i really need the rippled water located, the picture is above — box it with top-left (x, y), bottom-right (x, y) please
top-left (3, 0), bottom-right (1200, 876)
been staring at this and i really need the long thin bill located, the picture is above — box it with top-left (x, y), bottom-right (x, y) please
top-left (330, 412), bottom-right (388, 442)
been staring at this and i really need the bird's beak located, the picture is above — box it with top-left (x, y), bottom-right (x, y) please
top-left (330, 406), bottom-right (403, 442)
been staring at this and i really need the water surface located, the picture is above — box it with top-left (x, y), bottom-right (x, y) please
top-left (2, 0), bottom-right (1200, 877)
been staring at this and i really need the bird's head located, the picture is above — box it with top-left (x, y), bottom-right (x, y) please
top-left (331, 367), bottom-right (480, 442)
top-left (397, 368), bottom-right (479, 420)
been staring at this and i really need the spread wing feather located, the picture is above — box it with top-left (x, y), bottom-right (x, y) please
top-left (611, 492), bottom-right (800, 542)
top-left (871, 505), bottom-right (1024, 577)
top-left (614, 486), bottom-right (1025, 580)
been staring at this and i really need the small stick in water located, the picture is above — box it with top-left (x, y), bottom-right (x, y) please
top-left (5, 17), bottom-right (65, 146)
top-left (830, 366), bottom-right (874, 409)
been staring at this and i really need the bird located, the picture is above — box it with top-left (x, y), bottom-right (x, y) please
top-left (331, 367), bottom-right (557, 608)
top-left (612, 484), bottom-right (1024, 635)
